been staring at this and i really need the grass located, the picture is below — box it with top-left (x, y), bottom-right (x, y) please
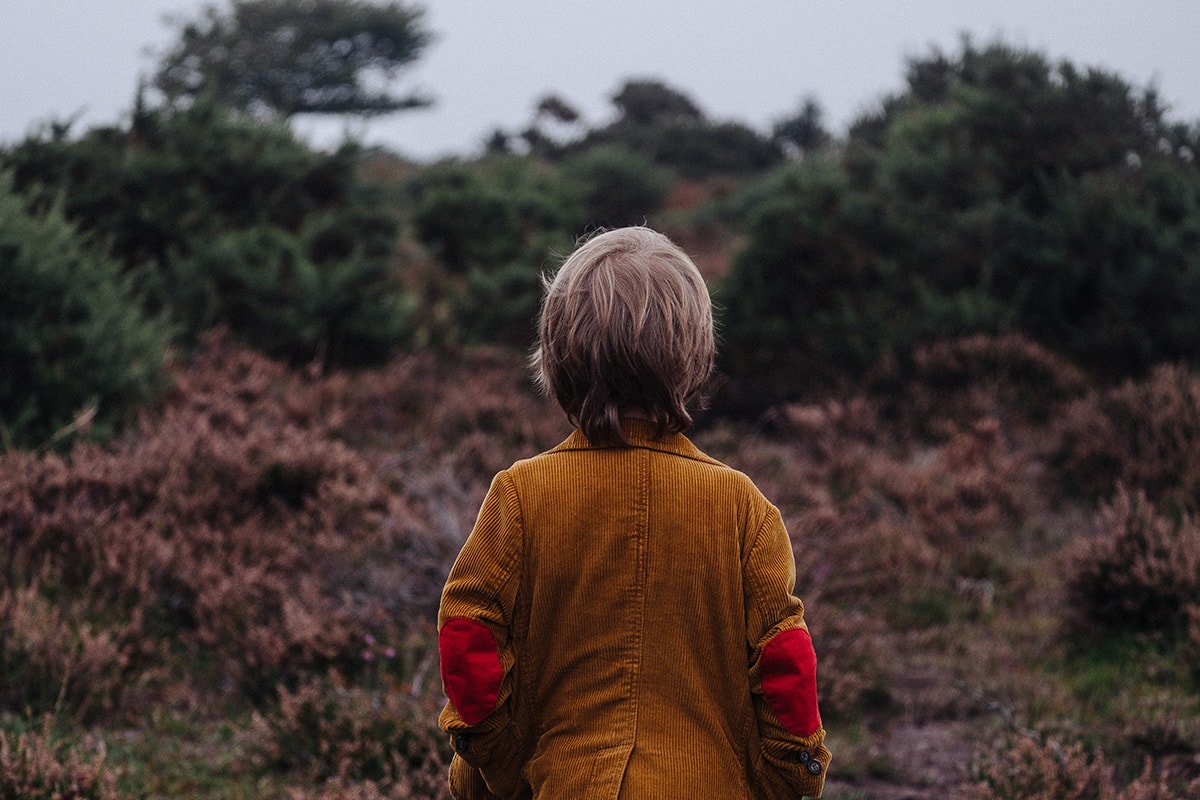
top-left (92, 714), bottom-right (275, 799)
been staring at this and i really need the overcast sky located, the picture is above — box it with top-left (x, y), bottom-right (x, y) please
top-left (3, 1), bottom-right (1198, 162)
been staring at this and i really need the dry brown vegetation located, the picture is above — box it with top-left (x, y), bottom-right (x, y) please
top-left (3, 330), bottom-right (1200, 798)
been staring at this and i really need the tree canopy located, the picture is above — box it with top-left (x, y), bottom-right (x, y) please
top-left (152, 0), bottom-right (432, 117)
top-left (715, 40), bottom-right (1200, 412)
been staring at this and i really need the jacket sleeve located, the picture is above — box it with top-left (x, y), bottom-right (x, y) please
top-left (438, 471), bottom-right (529, 800)
top-left (744, 504), bottom-right (832, 799)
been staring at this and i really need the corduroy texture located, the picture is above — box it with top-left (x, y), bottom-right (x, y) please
top-left (438, 419), bottom-right (830, 799)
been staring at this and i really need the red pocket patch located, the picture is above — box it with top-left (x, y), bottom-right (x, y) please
top-left (439, 617), bottom-right (503, 725)
top-left (760, 627), bottom-right (821, 736)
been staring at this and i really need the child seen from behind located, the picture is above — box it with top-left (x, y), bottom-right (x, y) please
top-left (437, 226), bottom-right (831, 798)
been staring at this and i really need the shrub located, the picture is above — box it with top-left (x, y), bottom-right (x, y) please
top-left (406, 159), bottom-right (576, 346)
top-left (0, 175), bottom-right (170, 448)
top-left (170, 220), bottom-right (413, 366)
top-left (455, 260), bottom-right (544, 347)
top-left (716, 40), bottom-right (1200, 410)
top-left (713, 157), bottom-right (870, 415)
top-left (961, 736), bottom-right (1189, 799)
top-left (3, 105), bottom-right (411, 368)
top-left (1053, 364), bottom-right (1200, 507)
top-left (1065, 486), bottom-right (1200, 637)
top-left (578, 79), bottom-right (783, 178)
top-left (412, 174), bottom-right (522, 274)
top-left (559, 145), bottom-right (673, 229)
top-left (868, 333), bottom-right (1090, 440)
top-left (0, 581), bottom-right (145, 724)
top-left (0, 333), bottom-right (396, 707)
top-left (252, 673), bottom-right (448, 795)
top-left (0, 719), bottom-right (122, 799)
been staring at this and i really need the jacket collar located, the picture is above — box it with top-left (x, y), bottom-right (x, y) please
top-left (551, 418), bottom-right (716, 464)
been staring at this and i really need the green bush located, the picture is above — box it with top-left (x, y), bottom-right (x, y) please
top-left (0, 176), bottom-right (170, 448)
top-left (713, 157), bottom-right (874, 411)
top-left (407, 158), bottom-right (577, 345)
top-left (170, 221), bottom-right (413, 365)
top-left (456, 261), bottom-right (544, 347)
top-left (714, 40), bottom-right (1200, 413)
top-left (412, 173), bottom-right (523, 273)
top-left (560, 145), bottom-right (673, 230)
top-left (2, 104), bottom-right (411, 367)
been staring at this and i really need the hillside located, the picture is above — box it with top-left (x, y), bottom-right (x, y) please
top-left (3, 329), bottom-right (1199, 798)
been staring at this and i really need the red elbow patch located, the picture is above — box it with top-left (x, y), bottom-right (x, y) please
top-left (760, 627), bottom-right (821, 736)
top-left (439, 617), bottom-right (502, 725)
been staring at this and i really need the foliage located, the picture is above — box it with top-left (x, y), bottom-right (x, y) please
top-left (773, 97), bottom-right (833, 155)
top-left (716, 39), bottom-right (1200, 412)
top-left (712, 156), bottom-right (872, 411)
top-left (558, 145), bottom-right (673, 230)
top-left (152, 0), bottom-right (432, 117)
top-left (407, 157), bottom-right (577, 345)
top-left (1052, 364), bottom-right (1200, 507)
top-left (4, 329), bottom-right (1200, 795)
top-left (567, 79), bottom-right (784, 178)
top-left (411, 169), bottom-right (524, 274)
top-left (0, 719), bottom-right (122, 800)
top-left (1065, 487), bottom-right (1200, 637)
top-left (867, 333), bottom-right (1091, 440)
top-left (559, 146), bottom-right (676, 230)
top-left (0, 175), bottom-right (170, 449)
top-left (0, 333), bottom-right (393, 709)
top-left (962, 735), bottom-right (1190, 799)
top-left (2, 105), bottom-right (412, 366)
top-left (251, 672), bottom-right (448, 791)
top-left (609, 79), bottom-right (704, 126)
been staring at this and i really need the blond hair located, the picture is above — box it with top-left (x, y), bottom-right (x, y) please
top-left (531, 226), bottom-right (715, 445)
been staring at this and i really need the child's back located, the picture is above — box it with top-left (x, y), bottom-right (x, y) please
top-left (437, 227), bottom-right (831, 799)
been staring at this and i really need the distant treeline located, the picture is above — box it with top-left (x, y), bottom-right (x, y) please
top-left (2, 38), bottom-right (1199, 447)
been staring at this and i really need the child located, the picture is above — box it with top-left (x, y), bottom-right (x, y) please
top-left (437, 226), bottom-right (830, 799)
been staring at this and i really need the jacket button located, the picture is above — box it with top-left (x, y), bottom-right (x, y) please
top-left (806, 759), bottom-right (823, 775)
top-left (453, 733), bottom-right (470, 754)
top-left (794, 750), bottom-right (811, 763)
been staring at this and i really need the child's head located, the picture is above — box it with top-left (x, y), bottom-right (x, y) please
top-left (532, 226), bottom-right (715, 445)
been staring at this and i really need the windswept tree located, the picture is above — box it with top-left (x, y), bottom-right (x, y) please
top-left (610, 79), bottom-right (704, 126)
top-left (152, 0), bottom-right (432, 118)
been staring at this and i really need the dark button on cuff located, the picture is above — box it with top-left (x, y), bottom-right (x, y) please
top-left (794, 750), bottom-right (811, 764)
top-left (453, 733), bottom-right (470, 754)
top-left (806, 759), bottom-right (823, 775)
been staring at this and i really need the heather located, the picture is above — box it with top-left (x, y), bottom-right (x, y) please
top-left (2, 330), bottom-right (1199, 797)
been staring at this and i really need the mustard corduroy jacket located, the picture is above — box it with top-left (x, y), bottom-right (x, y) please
top-left (437, 420), bottom-right (831, 799)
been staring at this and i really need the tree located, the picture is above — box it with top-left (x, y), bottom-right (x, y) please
top-left (716, 40), bottom-right (1200, 413)
top-left (152, 0), bottom-right (432, 117)
top-left (610, 79), bottom-right (704, 126)
top-left (576, 79), bottom-right (783, 177)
